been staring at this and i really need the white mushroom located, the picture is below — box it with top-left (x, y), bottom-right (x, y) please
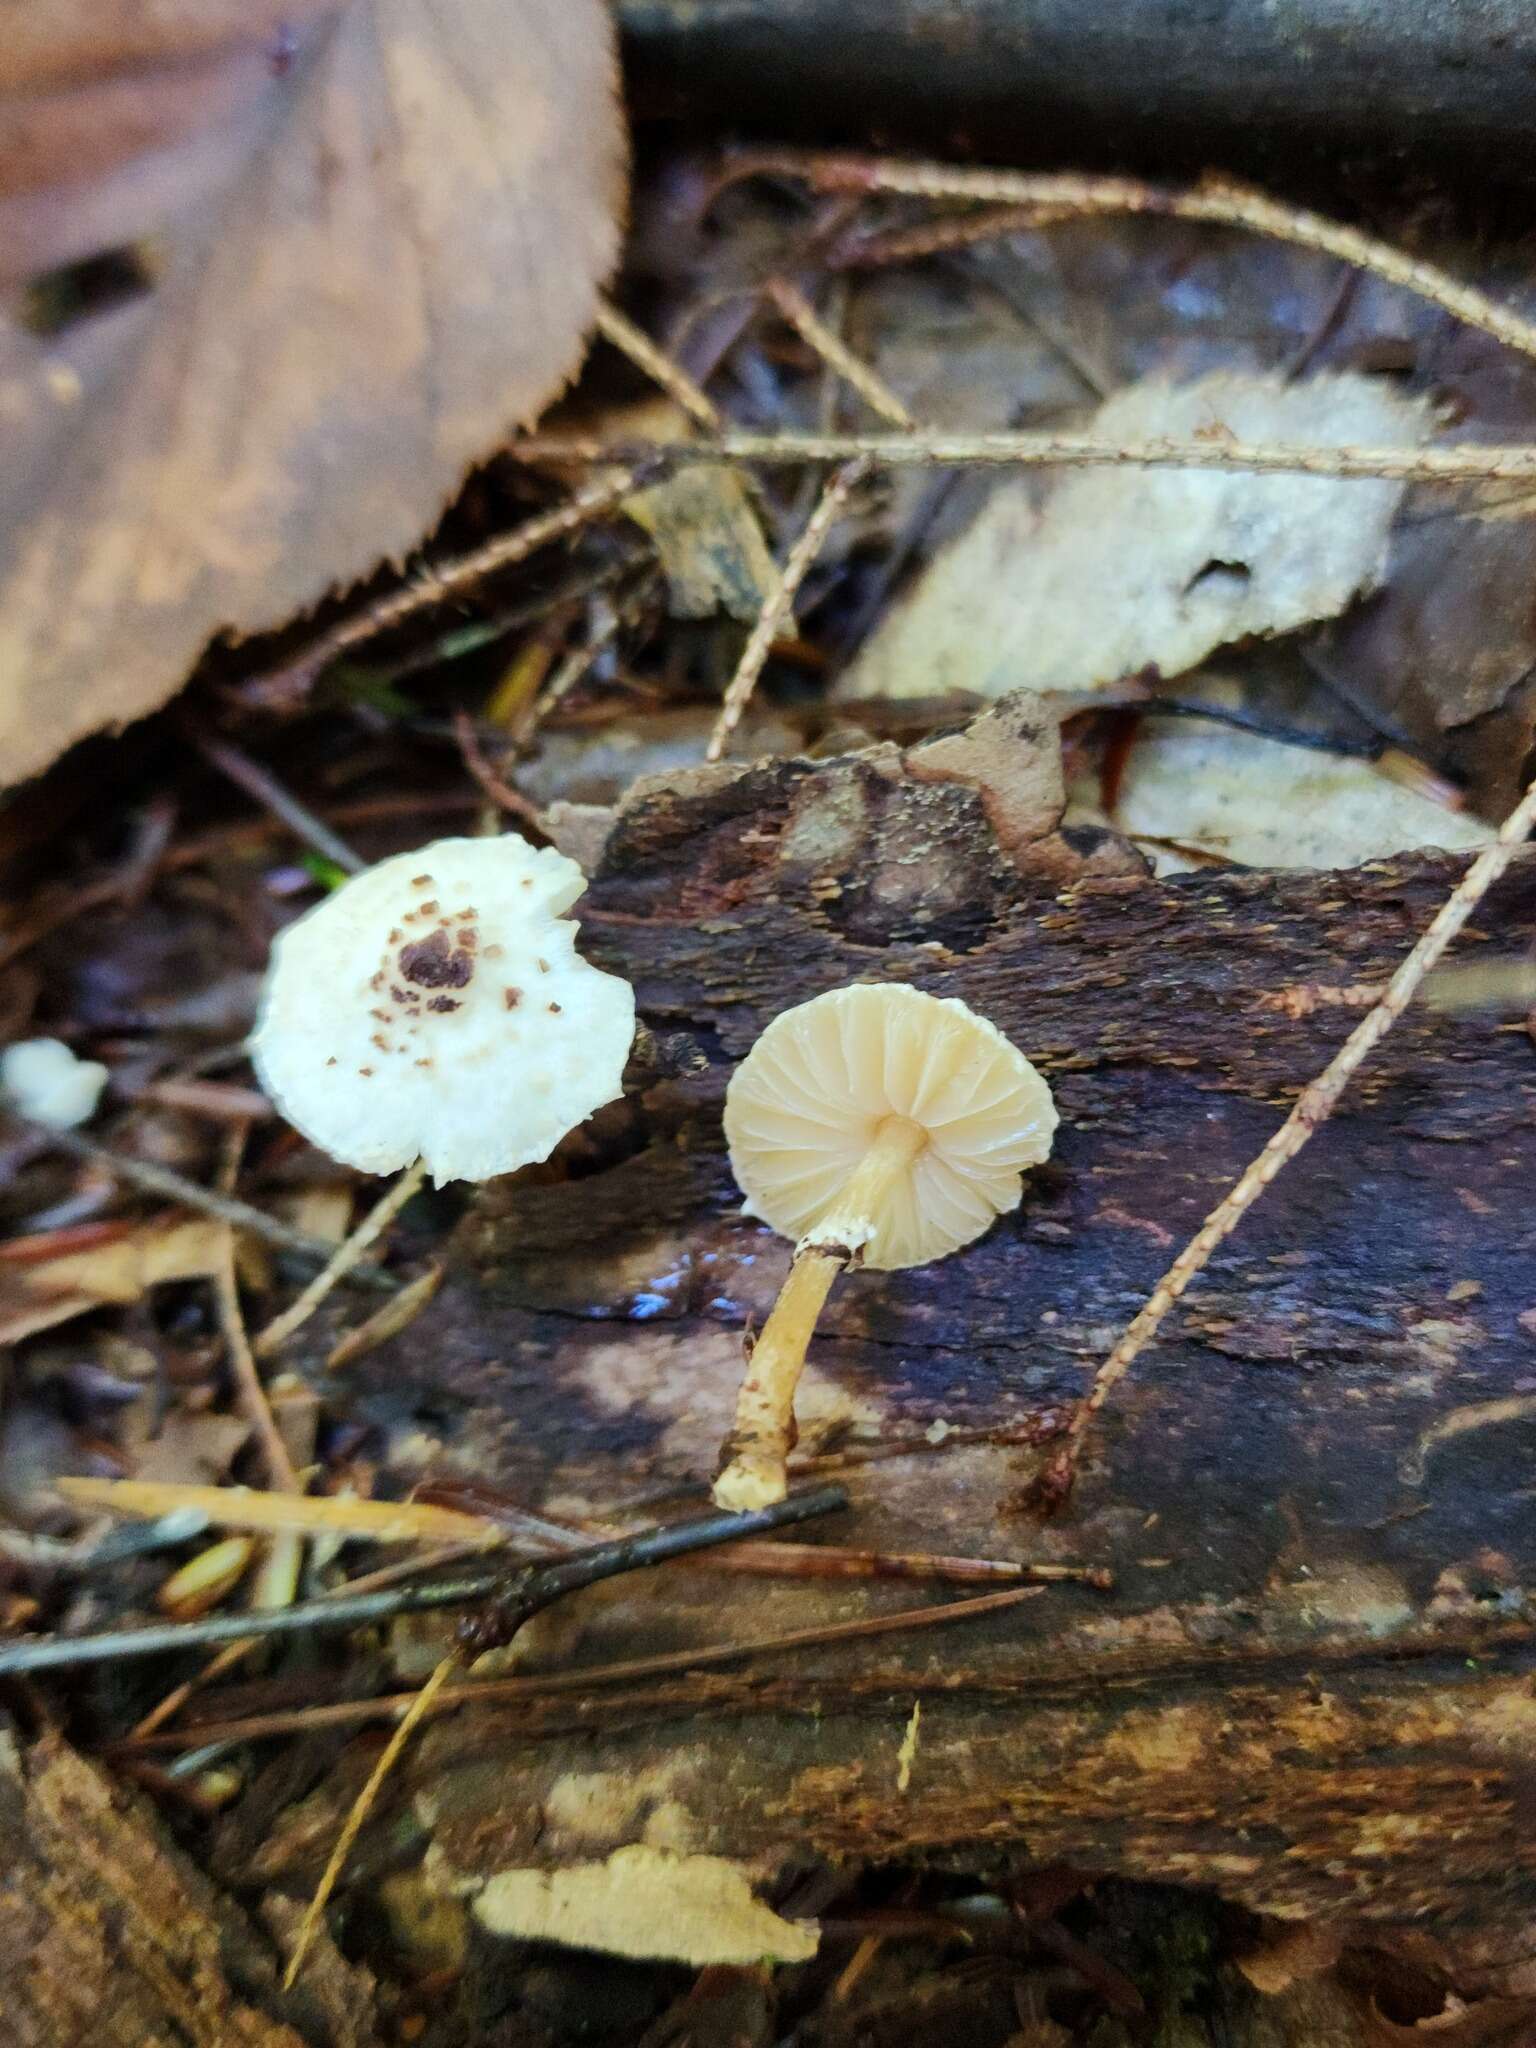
top-left (0, 1037), bottom-right (109, 1130)
top-left (714, 983), bottom-right (1057, 1509)
top-left (251, 835), bottom-right (634, 1186)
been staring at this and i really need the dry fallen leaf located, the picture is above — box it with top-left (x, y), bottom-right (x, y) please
top-left (0, 1214), bottom-right (229, 1344)
top-left (605, 398), bottom-right (775, 621)
top-left (1067, 715), bottom-right (1494, 873)
top-left (838, 372), bottom-right (1428, 704)
top-left (0, 0), bottom-right (625, 786)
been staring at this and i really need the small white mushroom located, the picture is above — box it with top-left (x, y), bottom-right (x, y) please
top-left (714, 983), bottom-right (1057, 1509)
top-left (0, 1037), bottom-right (109, 1130)
top-left (251, 835), bottom-right (634, 1186)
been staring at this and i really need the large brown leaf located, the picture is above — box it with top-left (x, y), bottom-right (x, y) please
top-left (0, 0), bottom-right (625, 787)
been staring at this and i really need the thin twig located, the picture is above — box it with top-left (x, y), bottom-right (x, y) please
top-left (1, 1487), bottom-right (847, 1675)
top-left (326, 1263), bottom-right (443, 1370)
top-left (702, 1541), bottom-right (1112, 1587)
top-left (764, 279), bottom-right (915, 428)
top-left (254, 1161), bottom-right (429, 1357)
top-left (706, 461), bottom-right (866, 761)
top-left (13, 1123), bottom-right (394, 1290)
top-left (831, 201), bottom-right (1085, 270)
top-left (595, 300), bottom-right (722, 429)
top-left (213, 1232), bottom-right (299, 1492)
top-left (517, 593), bottom-right (634, 742)
top-left (1041, 779), bottom-right (1536, 1509)
top-left (283, 1651), bottom-right (457, 1988)
top-left (449, 710), bottom-right (546, 829)
top-left (192, 734), bottom-right (365, 875)
top-left (244, 470), bottom-right (650, 707)
top-left (514, 428), bottom-right (1536, 487)
top-left (737, 153), bottom-right (1536, 369)
top-left (124, 1584), bottom-right (1044, 1751)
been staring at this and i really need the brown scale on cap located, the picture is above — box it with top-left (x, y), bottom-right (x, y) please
top-left (398, 927), bottom-right (475, 992)
top-left (427, 995), bottom-right (460, 1014)
top-left (504, 988), bottom-right (522, 1010)
top-left (410, 875), bottom-right (433, 888)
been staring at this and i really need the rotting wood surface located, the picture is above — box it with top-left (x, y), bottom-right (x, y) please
top-left (618, 0), bottom-right (1536, 180)
top-left (0, 1732), bottom-right (381, 2048)
top-left (309, 699), bottom-right (1536, 1941)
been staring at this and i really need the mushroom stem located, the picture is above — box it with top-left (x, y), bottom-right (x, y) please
top-left (715, 1115), bottom-right (928, 1510)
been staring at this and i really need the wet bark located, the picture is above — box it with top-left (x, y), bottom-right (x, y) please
top-left (313, 702), bottom-right (1536, 1942)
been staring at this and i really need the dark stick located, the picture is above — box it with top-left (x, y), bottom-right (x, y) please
top-left (0, 1487), bottom-right (848, 1677)
top-left (192, 732), bottom-right (367, 875)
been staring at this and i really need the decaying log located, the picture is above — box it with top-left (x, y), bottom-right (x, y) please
top-left (0, 1730), bottom-right (380, 2048)
top-left (298, 700), bottom-right (1536, 1945)
top-left (618, 0), bottom-right (1536, 184)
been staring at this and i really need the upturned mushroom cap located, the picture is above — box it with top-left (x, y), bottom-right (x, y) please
top-left (724, 983), bottom-right (1057, 1270)
top-left (251, 837), bottom-right (634, 1185)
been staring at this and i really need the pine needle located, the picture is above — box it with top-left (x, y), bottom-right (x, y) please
top-left (282, 1652), bottom-right (459, 1988)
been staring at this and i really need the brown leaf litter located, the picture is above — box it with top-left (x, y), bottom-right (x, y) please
top-left (0, 0), bottom-right (626, 785)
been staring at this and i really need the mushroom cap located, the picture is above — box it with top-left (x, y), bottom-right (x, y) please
top-left (724, 983), bottom-right (1057, 1270)
top-left (251, 836), bottom-right (634, 1184)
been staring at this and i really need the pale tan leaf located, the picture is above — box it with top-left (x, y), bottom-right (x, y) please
top-left (0, 0), bottom-right (625, 786)
top-left (1067, 716), bottom-right (1495, 873)
top-left (55, 1474), bottom-right (501, 1547)
top-left (838, 372), bottom-right (1429, 704)
top-left (0, 1215), bottom-right (228, 1343)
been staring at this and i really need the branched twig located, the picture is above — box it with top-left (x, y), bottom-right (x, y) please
top-left (515, 428), bottom-right (1536, 487)
top-left (1040, 779), bottom-right (1536, 1509)
top-left (734, 152), bottom-right (1536, 369)
top-left (0, 1487), bottom-right (846, 1675)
